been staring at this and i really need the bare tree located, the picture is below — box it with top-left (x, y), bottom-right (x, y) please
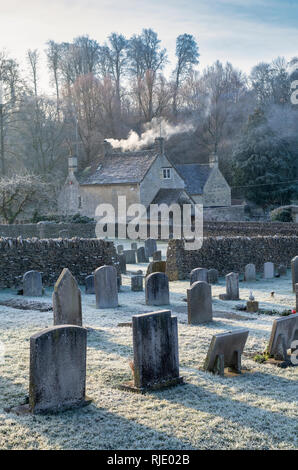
top-left (27, 49), bottom-right (39, 97)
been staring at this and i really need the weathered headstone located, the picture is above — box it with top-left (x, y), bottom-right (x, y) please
top-left (264, 262), bottom-right (274, 279)
top-left (94, 265), bottom-right (118, 308)
top-left (119, 254), bottom-right (126, 274)
top-left (137, 247), bottom-right (148, 263)
top-left (117, 244), bottom-right (124, 254)
top-left (207, 269), bottom-right (218, 284)
top-left (291, 256), bottom-right (298, 292)
top-left (23, 271), bottom-right (43, 297)
top-left (123, 249), bottom-right (136, 264)
top-left (277, 264), bottom-right (287, 276)
top-left (296, 283), bottom-right (298, 311)
top-left (190, 267), bottom-right (208, 285)
top-left (130, 310), bottom-right (182, 390)
top-left (244, 264), bottom-right (256, 282)
top-left (131, 242), bottom-right (138, 251)
top-left (145, 272), bottom-right (169, 306)
top-left (85, 275), bottom-right (95, 294)
top-left (53, 268), bottom-right (82, 326)
top-left (146, 261), bottom-right (166, 276)
top-left (117, 274), bottom-right (122, 292)
top-left (219, 272), bottom-right (239, 300)
top-left (204, 329), bottom-right (249, 376)
top-left (29, 325), bottom-right (88, 413)
top-left (268, 315), bottom-right (298, 361)
top-left (187, 281), bottom-right (212, 325)
top-left (153, 250), bottom-right (162, 261)
top-left (131, 275), bottom-right (143, 292)
top-left (144, 238), bottom-right (157, 258)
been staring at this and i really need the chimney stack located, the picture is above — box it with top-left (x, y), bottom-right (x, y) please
top-left (155, 137), bottom-right (165, 156)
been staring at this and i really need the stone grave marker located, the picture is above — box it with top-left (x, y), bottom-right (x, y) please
top-left (29, 325), bottom-right (89, 413)
top-left (119, 254), bottom-right (126, 274)
top-left (187, 281), bottom-right (212, 325)
top-left (94, 265), bottom-right (118, 308)
top-left (146, 261), bottom-right (166, 276)
top-left (219, 272), bottom-right (239, 300)
top-left (131, 275), bottom-right (143, 292)
top-left (117, 244), bottom-right (124, 254)
top-left (144, 238), bottom-right (157, 258)
top-left (117, 274), bottom-right (122, 292)
top-left (85, 274), bottom-right (95, 294)
top-left (23, 271), bottom-right (43, 297)
top-left (244, 264), bottom-right (256, 282)
top-left (264, 262), bottom-right (274, 279)
top-left (268, 315), bottom-right (298, 361)
top-left (291, 256), bottom-right (298, 292)
top-left (131, 242), bottom-right (138, 251)
top-left (204, 329), bottom-right (249, 376)
top-left (190, 267), bottom-right (208, 285)
top-left (123, 249), bottom-right (136, 264)
top-left (153, 250), bottom-right (162, 261)
top-left (137, 247), bottom-right (148, 263)
top-left (296, 283), bottom-right (298, 311)
top-left (207, 269), bottom-right (218, 284)
top-left (145, 272), bottom-right (169, 306)
top-left (53, 268), bottom-right (82, 326)
top-left (277, 264), bottom-right (287, 276)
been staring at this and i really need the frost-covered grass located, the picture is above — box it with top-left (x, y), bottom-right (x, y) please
top-left (0, 259), bottom-right (297, 450)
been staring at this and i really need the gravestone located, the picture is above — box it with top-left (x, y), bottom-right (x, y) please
top-left (85, 275), bottom-right (95, 294)
top-left (123, 249), bottom-right (136, 264)
top-left (153, 250), bottom-right (162, 261)
top-left (117, 244), bottom-right (124, 254)
top-left (277, 264), bottom-right (287, 276)
top-left (117, 274), bottom-right (122, 292)
top-left (131, 275), bottom-right (143, 292)
top-left (146, 261), bottom-right (166, 276)
top-left (296, 284), bottom-right (298, 311)
top-left (291, 256), bottom-right (298, 292)
top-left (264, 262), bottom-right (274, 279)
top-left (226, 272), bottom-right (239, 300)
top-left (119, 254), bottom-right (126, 274)
top-left (144, 238), bottom-right (157, 258)
top-left (207, 269), bottom-right (218, 284)
top-left (131, 242), bottom-right (138, 251)
top-left (23, 271), bottom-right (43, 297)
top-left (187, 281), bottom-right (212, 325)
top-left (190, 268), bottom-right (208, 285)
top-left (53, 269), bottom-right (82, 326)
top-left (268, 315), bottom-right (298, 361)
top-left (130, 310), bottom-right (182, 390)
top-left (137, 247), bottom-right (148, 263)
top-left (29, 325), bottom-right (88, 413)
top-left (244, 264), bottom-right (256, 282)
top-left (204, 329), bottom-right (249, 376)
top-left (146, 272), bottom-right (169, 306)
top-left (94, 265), bottom-right (118, 308)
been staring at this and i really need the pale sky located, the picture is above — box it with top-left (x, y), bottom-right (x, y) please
top-left (1, 0), bottom-right (298, 92)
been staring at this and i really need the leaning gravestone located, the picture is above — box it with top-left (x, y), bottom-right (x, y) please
top-left (94, 265), bottom-right (118, 308)
top-left (153, 250), bottom-right (162, 261)
top-left (190, 267), bottom-right (208, 285)
top-left (23, 271), bottom-right (43, 297)
top-left (187, 281), bottom-right (212, 325)
top-left (145, 272), bottom-right (169, 306)
top-left (123, 249), bottom-right (136, 264)
top-left (29, 325), bottom-right (88, 413)
top-left (244, 264), bottom-right (256, 282)
top-left (204, 329), bottom-right (249, 376)
top-left (131, 275), bottom-right (143, 292)
top-left (264, 262), bottom-right (274, 279)
top-left (267, 315), bottom-right (298, 361)
top-left (137, 247), bottom-right (148, 263)
top-left (129, 310), bottom-right (182, 391)
top-left (85, 275), bottom-right (95, 294)
top-left (144, 238), bottom-right (157, 258)
top-left (119, 254), bottom-right (126, 274)
top-left (291, 256), bottom-right (298, 292)
top-left (53, 268), bottom-right (82, 326)
top-left (207, 269), bottom-right (218, 284)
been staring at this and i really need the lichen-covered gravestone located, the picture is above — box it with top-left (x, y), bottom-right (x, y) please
top-left (204, 329), bottom-right (249, 376)
top-left (244, 264), bottom-right (256, 282)
top-left (131, 275), bottom-right (143, 292)
top-left (94, 265), bottom-right (118, 308)
top-left (123, 249), bottom-right (136, 264)
top-left (264, 262), bottom-right (274, 279)
top-left (267, 315), bottom-right (298, 361)
top-left (146, 261), bottom-right (166, 276)
top-left (207, 269), bottom-right (218, 284)
top-left (144, 238), bottom-right (157, 258)
top-left (190, 267), bottom-right (208, 285)
top-left (145, 272), bottom-right (169, 306)
top-left (153, 250), bottom-right (162, 261)
top-left (85, 274), bottom-right (95, 294)
top-left (53, 268), bottom-right (82, 326)
top-left (29, 325), bottom-right (89, 413)
top-left (137, 247), bottom-right (148, 263)
top-left (23, 271), bottom-right (43, 297)
top-left (291, 256), bottom-right (298, 292)
top-left (187, 281), bottom-right (213, 325)
top-left (128, 310), bottom-right (182, 391)
top-left (220, 272), bottom-right (239, 300)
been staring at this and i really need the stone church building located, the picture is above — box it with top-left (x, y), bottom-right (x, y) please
top-left (58, 137), bottom-right (231, 219)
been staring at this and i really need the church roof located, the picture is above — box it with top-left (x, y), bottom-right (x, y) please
top-left (79, 149), bottom-right (157, 185)
top-left (175, 163), bottom-right (213, 195)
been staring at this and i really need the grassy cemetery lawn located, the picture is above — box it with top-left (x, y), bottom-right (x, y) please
top-left (0, 265), bottom-right (297, 450)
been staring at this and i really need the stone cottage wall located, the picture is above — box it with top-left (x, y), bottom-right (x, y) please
top-left (0, 238), bottom-right (119, 288)
top-left (166, 237), bottom-right (298, 280)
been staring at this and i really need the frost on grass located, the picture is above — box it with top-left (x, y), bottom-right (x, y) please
top-left (0, 270), bottom-right (297, 450)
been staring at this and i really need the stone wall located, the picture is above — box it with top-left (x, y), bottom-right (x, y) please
top-left (0, 222), bottom-right (97, 239)
top-left (203, 221), bottom-right (298, 236)
top-left (166, 237), bottom-right (298, 280)
top-left (0, 238), bottom-right (119, 288)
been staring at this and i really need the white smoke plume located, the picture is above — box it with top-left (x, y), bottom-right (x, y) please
top-left (106, 118), bottom-right (195, 151)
